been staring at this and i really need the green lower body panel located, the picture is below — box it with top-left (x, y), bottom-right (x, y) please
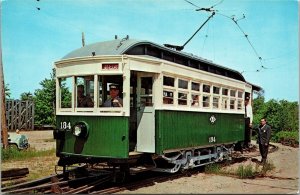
top-left (155, 110), bottom-right (244, 155)
top-left (56, 116), bottom-right (129, 158)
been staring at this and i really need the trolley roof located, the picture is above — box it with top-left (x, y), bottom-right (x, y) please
top-left (62, 39), bottom-right (251, 84)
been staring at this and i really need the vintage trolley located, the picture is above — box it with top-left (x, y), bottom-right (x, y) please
top-left (54, 38), bottom-right (261, 174)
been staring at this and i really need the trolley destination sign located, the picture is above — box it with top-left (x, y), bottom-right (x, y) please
top-left (102, 63), bottom-right (119, 70)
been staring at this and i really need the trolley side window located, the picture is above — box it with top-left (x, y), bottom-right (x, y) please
top-left (221, 87), bottom-right (229, 110)
top-left (213, 86), bottom-right (220, 94)
top-left (203, 84), bottom-right (211, 93)
top-left (202, 95), bottom-right (210, 108)
top-left (222, 88), bottom-right (228, 96)
top-left (191, 94), bottom-right (200, 107)
top-left (230, 89), bottom-right (236, 97)
top-left (163, 76), bottom-right (175, 105)
top-left (222, 98), bottom-right (228, 109)
top-left (213, 86), bottom-right (220, 108)
top-left (213, 97), bottom-right (219, 108)
top-left (163, 90), bottom-right (174, 104)
top-left (59, 77), bottom-right (72, 108)
top-left (202, 84), bottom-right (211, 108)
top-left (230, 99), bottom-right (235, 109)
top-left (191, 82), bottom-right (200, 91)
top-left (237, 90), bottom-right (244, 110)
top-left (191, 82), bottom-right (200, 107)
top-left (178, 92), bottom-right (187, 105)
top-left (163, 76), bottom-right (175, 87)
top-left (178, 79), bottom-right (188, 89)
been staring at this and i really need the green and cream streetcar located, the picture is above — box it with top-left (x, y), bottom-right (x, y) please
top-left (54, 38), bottom-right (261, 174)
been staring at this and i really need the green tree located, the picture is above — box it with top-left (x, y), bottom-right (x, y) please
top-left (5, 83), bottom-right (11, 99)
top-left (253, 97), bottom-right (299, 133)
top-left (20, 92), bottom-right (34, 101)
top-left (34, 70), bottom-right (56, 126)
top-left (263, 99), bottom-right (282, 132)
top-left (33, 69), bottom-right (72, 126)
top-left (278, 100), bottom-right (298, 131)
top-left (252, 95), bottom-right (265, 125)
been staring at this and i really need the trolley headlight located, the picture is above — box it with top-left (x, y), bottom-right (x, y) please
top-left (72, 121), bottom-right (89, 138)
top-left (74, 126), bottom-right (82, 136)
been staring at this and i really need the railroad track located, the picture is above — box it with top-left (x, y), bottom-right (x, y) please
top-left (2, 144), bottom-right (279, 194)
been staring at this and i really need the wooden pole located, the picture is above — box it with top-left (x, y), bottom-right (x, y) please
top-left (82, 32), bottom-right (85, 47)
top-left (0, 1), bottom-right (8, 148)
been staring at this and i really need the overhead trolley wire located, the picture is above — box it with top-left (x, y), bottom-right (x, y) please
top-left (217, 12), bottom-right (264, 67)
top-left (178, 0), bottom-right (267, 74)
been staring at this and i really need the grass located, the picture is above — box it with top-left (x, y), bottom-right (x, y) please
top-left (204, 163), bottom-right (222, 174)
top-left (236, 164), bottom-right (257, 179)
top-left (1, 147), bottom-right (56, 162)
top-left (205, 161), bottom-right (275, 179)
top-left (1, 149), bottom-right (58, 185)
top-left (260, 160), bottom-right (276, 176)
top-left (43, 138), bottom-right (55, 142)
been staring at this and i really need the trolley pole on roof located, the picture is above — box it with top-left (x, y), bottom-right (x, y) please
top-left (181, 11), bottom-right (215, 49)
top-left (0, 1), bottom-right (8, 149)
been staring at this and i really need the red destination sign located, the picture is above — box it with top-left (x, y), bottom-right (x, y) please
top-left (102, 63), bottom-right (119, 70)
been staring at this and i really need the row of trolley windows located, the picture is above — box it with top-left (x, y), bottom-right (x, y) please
top-left (59, 75), bottom-right (123, 108)
top-left (59, 75), bottom-right (244, 110)
top-left (163, 76), bottom-right (244, 110)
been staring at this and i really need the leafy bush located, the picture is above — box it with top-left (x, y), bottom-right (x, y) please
top-left (253, 97), bottom-right (299, 133)
top-left (272, 131), bottom-right (299, 144)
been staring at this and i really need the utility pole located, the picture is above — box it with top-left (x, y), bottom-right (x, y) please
top-left (82, 32), bottom-right (85, 47)
top-left (0, 1), bottom-right (8, 149)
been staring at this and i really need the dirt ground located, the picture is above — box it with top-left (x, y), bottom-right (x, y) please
top-left (2, 130), bottom-right (58, 184)
top-left (2, 130), bottom-right (299, 194)
top-left (120, 142), bottom-right (299, 194)
top-left (20, 130), bottom-right (56, 151)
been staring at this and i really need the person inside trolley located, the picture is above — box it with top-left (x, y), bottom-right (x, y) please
top-left (77, 85), bottom-right (94, 107)
top-left (103, 84), bottom-right (123, 107)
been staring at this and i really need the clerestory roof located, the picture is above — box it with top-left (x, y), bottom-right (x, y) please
top-left (62, 39), bottom-right (252, 84)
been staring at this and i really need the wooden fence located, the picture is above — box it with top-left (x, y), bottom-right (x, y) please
top-left (6, 100), bottom-right (34, 130)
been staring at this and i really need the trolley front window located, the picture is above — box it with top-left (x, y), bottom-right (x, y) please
top-left (59, 77), bottom-right (72, 108)
top-left (76, 76), bottom-right (94, 108)
top-left (57, 74), bottom-right (124, 114)
top-left (98, 75), bottom-right (123, 107)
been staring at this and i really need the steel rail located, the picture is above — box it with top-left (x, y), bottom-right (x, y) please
top-left (3, 175), bottom-right (103, 194)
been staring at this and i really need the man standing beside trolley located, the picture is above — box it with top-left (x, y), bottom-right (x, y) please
top-left (257, 118), bottom-right (272, 164)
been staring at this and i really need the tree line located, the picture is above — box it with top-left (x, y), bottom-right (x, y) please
top-left (252, 95), bottom-right (299, 143)
top-left (5, 70), bottom-right (299, 140)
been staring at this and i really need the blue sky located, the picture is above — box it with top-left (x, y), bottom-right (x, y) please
top-left (2, 0), bottom-right (299, 101)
